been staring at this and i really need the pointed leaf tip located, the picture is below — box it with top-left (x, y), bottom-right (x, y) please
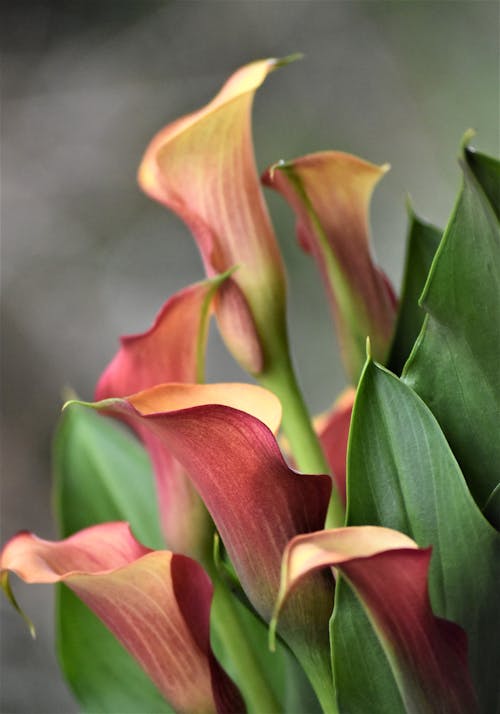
top-left (460, 128), bottom-right (476, 151)
top-left (272, 53), bottom-right (304, 69)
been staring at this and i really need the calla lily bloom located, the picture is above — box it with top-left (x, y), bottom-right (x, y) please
top-left (3, 55), bottom-right (494, 714)
top-left (83, 383), bottom-right (336, 708)
top-left (138, 59), bottom-right (289, 376)
top-left (272, 526), bottom-right (477, 714)
top-left (0, 522), bottom-right (245, 714)
top-left (262, 152), bottom-right (397, 383)
top-left (95, 277), bottom-right (223, 560)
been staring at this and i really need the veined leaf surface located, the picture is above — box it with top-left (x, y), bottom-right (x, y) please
top-left (403, 152), bottom-right (500, 527)
top-left (332, 360), bottom-right (500, 713)
top-left (387, 210), bottom-right (441, 375)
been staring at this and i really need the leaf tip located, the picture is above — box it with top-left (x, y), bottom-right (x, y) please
top-left (365, 336), bottom-right (372, 361)
top-left (272, 53), bottom-right (304, 70)
top-left (461, 128), bottom-right (476, 152)
top-left (405, 193), bottom-right (416, 218)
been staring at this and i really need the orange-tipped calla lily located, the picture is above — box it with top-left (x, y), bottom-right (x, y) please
top-left (0, 523), bottom-right (245, 714)
top-left (138, 59), bottom-right (291, 375)
top-left (77, 386), bottom-right (336, 701)
top-left (262, 152), bottom-right (397, 383)
top-left (272, 526), bottom-right (477, 714)
top-left (95, 278), bottom-right (225, 560)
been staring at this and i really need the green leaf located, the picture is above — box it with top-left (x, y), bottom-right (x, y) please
top-left (53, 404), bottom-right (172, 713)
top-left (331, 582), bottom-right (404, 714)
top-left (332, 360), bottom-right (500, 713)
top-left (387, 208), bottom-right (441, 375)
top-left (403, 154), bottom-right (500, 528)
top-left (464, 145), bottom-right (500, 220)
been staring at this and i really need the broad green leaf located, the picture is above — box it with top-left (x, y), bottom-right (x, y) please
top-left (332, 360), bottom-right (500, 713)
top-left (53, 404), bottom-right (172, 714)
top-left (387, 209), bottom-right (441, 375)
top-left (403, 155), bottom-right (500, 528)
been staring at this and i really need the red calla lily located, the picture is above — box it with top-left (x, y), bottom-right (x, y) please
top-left (138, 59), bottom-right (291, 375)
top-left (95, 278), bottom-right (222, 559)
top-left (263, 152), bottom-right (397, 383)
top-left (83, 384), bottom-right (336, 705)
top-left (1, 523), bottom-right (245, 714)
top-left (273, 526), bottom-right (477, 714)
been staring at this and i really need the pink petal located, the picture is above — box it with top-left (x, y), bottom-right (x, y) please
top-left (87, 391), bottom-right (335, 681)
top-left (273, 526), bottom-right (477, 714)
top-left (95, 280), bottom-right (222, 558)
top-left (1, 522), bottom-right (245, 714)
top-left (138, 59), bottom-right (290, 374)
top-left (263, 152), bottom-right (397, 383)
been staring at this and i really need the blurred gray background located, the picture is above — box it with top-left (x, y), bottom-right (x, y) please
top-left (1, 1), bottom-right (498, 712)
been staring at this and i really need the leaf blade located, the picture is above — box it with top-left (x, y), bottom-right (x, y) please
top-left (403, 157), bottom-right (500, 526)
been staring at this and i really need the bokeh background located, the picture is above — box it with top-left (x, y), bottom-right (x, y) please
top-left (1, 1), bottom-right (498, 711)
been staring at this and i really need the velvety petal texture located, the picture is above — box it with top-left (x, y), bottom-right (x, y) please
top-left (316, 387), bottom-right (355, 504)
top-left (138, 59), bottom-right (290, 375)
top-left (82, 388), bottom-right (335, 701)
top-left (263, 152), bottom-right (397, 383)
top-left (0, 523), bottom-right (245, 714)
top-left (273, 526), bottom-right (476, 714)
top-left (95, 280), bottom-right (222, 559)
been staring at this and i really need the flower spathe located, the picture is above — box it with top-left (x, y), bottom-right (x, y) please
top-left (139, 59), bottom-right (291, 375)
top-left (272, 526), bottom-right (477, 714)
top-left (0, 523), bottom-right (245, 714)
top-left (263, 152), bottom-right (397, 383)
top-left (85, 386), bottom-right (335, 693)
top-left (95, 277), bottom-right (224, 560)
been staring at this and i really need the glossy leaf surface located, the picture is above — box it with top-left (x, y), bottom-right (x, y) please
top-left (334, 360), bottom-right (500, 713)
top-left (403, 156), bottom-right (500, 527)
top-left (465, 145), bottom-right (500, 219)
top-left (387, 210), bottom-right (441, 375)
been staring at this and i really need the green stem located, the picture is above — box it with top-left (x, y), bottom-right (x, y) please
top-left (209, 568), bottom-right (282, 714)
top-left (260, 351), bottom-right (345, 528)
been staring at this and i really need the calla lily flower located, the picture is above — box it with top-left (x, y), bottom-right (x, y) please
top-left (3, 56), bottom-right (494, 714)
top-left (272, 526), bottom-right (477, 714)
top-left (95, 277), bottom-right (222, 560)
top-left (262, 152), bottom-right (397, 383)
top-left (138, 58), bottom-right (290, 376)
top-left (83, 383), bottom-right (336, 707)
top-left (0, 522), bottom-right (245, 714)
